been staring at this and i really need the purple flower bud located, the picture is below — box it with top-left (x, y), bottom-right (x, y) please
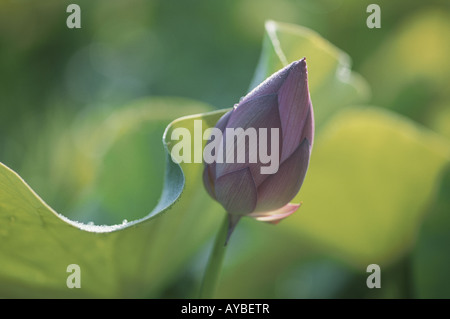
top-left (203, 58), bottom-right (314, 241)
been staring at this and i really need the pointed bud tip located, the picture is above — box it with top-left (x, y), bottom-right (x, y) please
top-left (294, 57), bottom-right (307, 73)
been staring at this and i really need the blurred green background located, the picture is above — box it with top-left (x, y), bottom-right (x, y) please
top-left (1, 0), bottom-right (450, 298)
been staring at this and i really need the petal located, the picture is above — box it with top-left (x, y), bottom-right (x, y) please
top-left (227, 94), bottom-right (280, 134)
top-left (214, 167), bottom-right (257, 216)
top-left (215, 109), bottom-right (233, 133)
top-left (277, 59), bottom-right (313, 162)
top-left (248, 203), bottom-right (301, 224)
top-left (240, 60), bottom-right (295, 105)
top-left (215, 93), bottom-right (282, 186)
top-left (255, 138), bottom-right (310, 212)
top-left (301, 107), bottom-right (314, 152)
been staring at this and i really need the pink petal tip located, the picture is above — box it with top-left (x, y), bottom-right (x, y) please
top-left (248, 202), bottom-right (301, 224)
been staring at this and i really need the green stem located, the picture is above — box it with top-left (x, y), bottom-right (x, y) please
top-left (199, 213), bottom-right (229, 299)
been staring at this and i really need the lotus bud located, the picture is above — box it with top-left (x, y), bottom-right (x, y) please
top-left (203, 58), bottom-right (314, 241)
